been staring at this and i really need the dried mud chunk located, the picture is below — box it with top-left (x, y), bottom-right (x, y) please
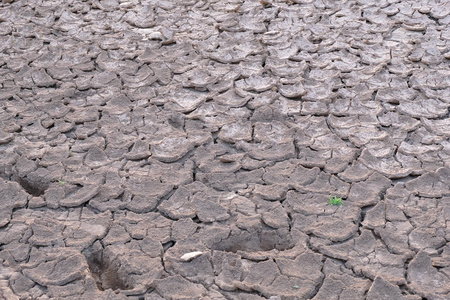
top-left (66, 107), bottom-right (99, 123)
top-left (125, 140), bottom-right (151, 160)
top-left (164, 250), bottom-right (214, 285)
top-left (311, 272), bottom-right (371, 300)
top-left (218, 121), bottom-right (252, 143)
top-left (206, 223), bottom-right (293, 253)
top-left (302, 82), bottom-right (335, 102)
top-left (278, 83), bottom-right (306, 98)
top-left (84, 147), bottom-right (110, 168)
top-left (9, 272), bottom-right (35, 296)
top-left (284, 192), bottom-right (331, 215)
top-left (126, 194), bottom-right (159, 214)
top-left (422, 117), bottom-right (450, 137)
top-left (47, 67), bottom-right (74, 80)
top-left (276, 252), bottom-right (324, 281)
top-left (0, 87), bottom-right (20, 100)
top-left (263, 160), bottom-right (320, 187)
top-left (359, 149), bottom-right (412, 178)
top-left (397, 99), bottom-right (448, 118)
top-left (91, 71), bottom-right (119, 89)
top-left (410, 69), bottom-right (450, 90)
top-left (126, 177), bottom-right (173, 198)
top-left (408, 47), bottom-right (424, 62)
top-left (430, 3), bottom-right (450, 19)
top-left (60, 184), bottom-right (100, 207)
top-left (3, 239), bottom-right (31, 262)
top-left (44, 186), bottom-right (65, 209)
top-left (0, 130), bottom-right (14, 144)
top-left (120, 212), bottom-right (171, 242)
top-left (347, 172), bottom-right (391, 207)
top-left (153, 275), bottom-right (207, 299)
top-left (291, 202), bottom-right (361, 243)
top-left (261, 204), bottom-right (289, 229)
top-left (367, 276), bottom-right (421, 300)
top-left (213, 251), bottom-right (243, 291)
top-left (397, 141), bottom-right (442, 156)
top-left (158, 186), bottom-right (195, 219)
top-left (362, 201), bottom-right (386, 229)
top-left (256, 275), bottom-right (320, 299)
top-left (320, 230), bottom-right (408, 285)
top-left (171, 218), bottom-right (198, 241)
top-left (408, 227), bottom-right (446, 252)
top-left (247, 90), bottom-right (277, 109)
top-left (181, 68), bottom-right (218, 88)
top-left (103, 223), bottom-right (131, 246)
top-left (193, 197), bottom-right (230, 223)
top-left (237, 140), bottom-right (296, 162)
top-left (208, 49), bottom-right (249, 64)
top-left (239, 260), bottom-right (280, 290)
top-left (339, 161), bottom-right (374, 183)
top-left (301, 101), bottom-right (328, 115)
top-left (407, 251), bottom-right (450, 299)
top-left (376, 221), bottom-right (414, 257)
top-left (148, 159), bottom-right (193, 187)
top-left (46, 279), bottom-right (87, 299)
top-left (125, 9), bottom-right (155, 28)
top-left (405, 168), bottom-right (450, 197)
top-left (0, 178), bottom-right (28, 227)
top-left (75, 74), bottom-right (94, 90)
top-left (103, 95), bottom-right (132, 115)
top-left (23, 251), bottom-right (88, 286)
top-left (28, 218), bottom-right (63, 247)
top-left (302, 172), bottom-right (350, 196)
top-left (44, 101), bottom-right (71, 119)
top-left (297, 147), bottom-right (330, 168)
top-left (31, 69), bottom-right (55, 87)
top-left (63, 212), bottom-right (110, 249)
top-left (152, 136), bottom-right (196, 163)
top-left (241, 75), bottom-right (277, 92)
top-left (253, 184), bottom-right (287, 201)
top-left (214, 89), bottom-right (251, 107)
top-left (375, 87), bottom-right (417, 103)
top-left (311, 218), bottom-right (358, 242)
top-left (253, 121), bottom-right (294, 144)
top-left (40, 145), bottom-right (69, 167)
top-left (94, 0), bottom-right (119, 11)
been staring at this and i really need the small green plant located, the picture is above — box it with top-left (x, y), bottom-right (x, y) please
top-left (58, 179), bottom-right (66, 185)
top-left (329, 195), bottom-right (343, 206)
top-left (69, 150), bottom-right (73, 157)
top-left (293, 285), bottom-right (300, 289)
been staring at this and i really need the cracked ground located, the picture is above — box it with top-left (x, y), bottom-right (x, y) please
top-left (0, 0), bottom-right (450, 299)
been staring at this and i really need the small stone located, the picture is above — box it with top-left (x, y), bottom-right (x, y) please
top-left (180, 251), bottom-right (204, 262)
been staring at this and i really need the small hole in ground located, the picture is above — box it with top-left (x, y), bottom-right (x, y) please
top-left (17, 177), bottom-right (47, 196)
top-left (83, 244), bottom-right (133, 291)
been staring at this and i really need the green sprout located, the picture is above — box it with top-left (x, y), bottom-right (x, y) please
top-left (69, 150), bottom-right (73, 157)
top-left (58, 179), bottom-right (66, 185)
top-left (329, 195), bottom-right (343, 206)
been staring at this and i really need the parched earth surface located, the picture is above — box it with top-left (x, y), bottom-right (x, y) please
top-left (0, 0), bottom-right (449, 299)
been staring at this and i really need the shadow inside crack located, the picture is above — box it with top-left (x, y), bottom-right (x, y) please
top-left (16, 177), bottom-right (48, 196)
top-left (211, 229), bottom-right (295, 253)
top-left (83, 243), bottom-right (132, 291)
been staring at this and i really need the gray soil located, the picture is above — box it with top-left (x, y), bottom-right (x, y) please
top-left (0, 0), bottom-right (449, 299)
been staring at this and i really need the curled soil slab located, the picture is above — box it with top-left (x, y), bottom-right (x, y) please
top-left (0, 0), bottom-right (449, 299)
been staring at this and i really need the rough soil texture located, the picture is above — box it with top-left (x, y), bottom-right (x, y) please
top-left (0, 0), bottom-right (449, 299)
